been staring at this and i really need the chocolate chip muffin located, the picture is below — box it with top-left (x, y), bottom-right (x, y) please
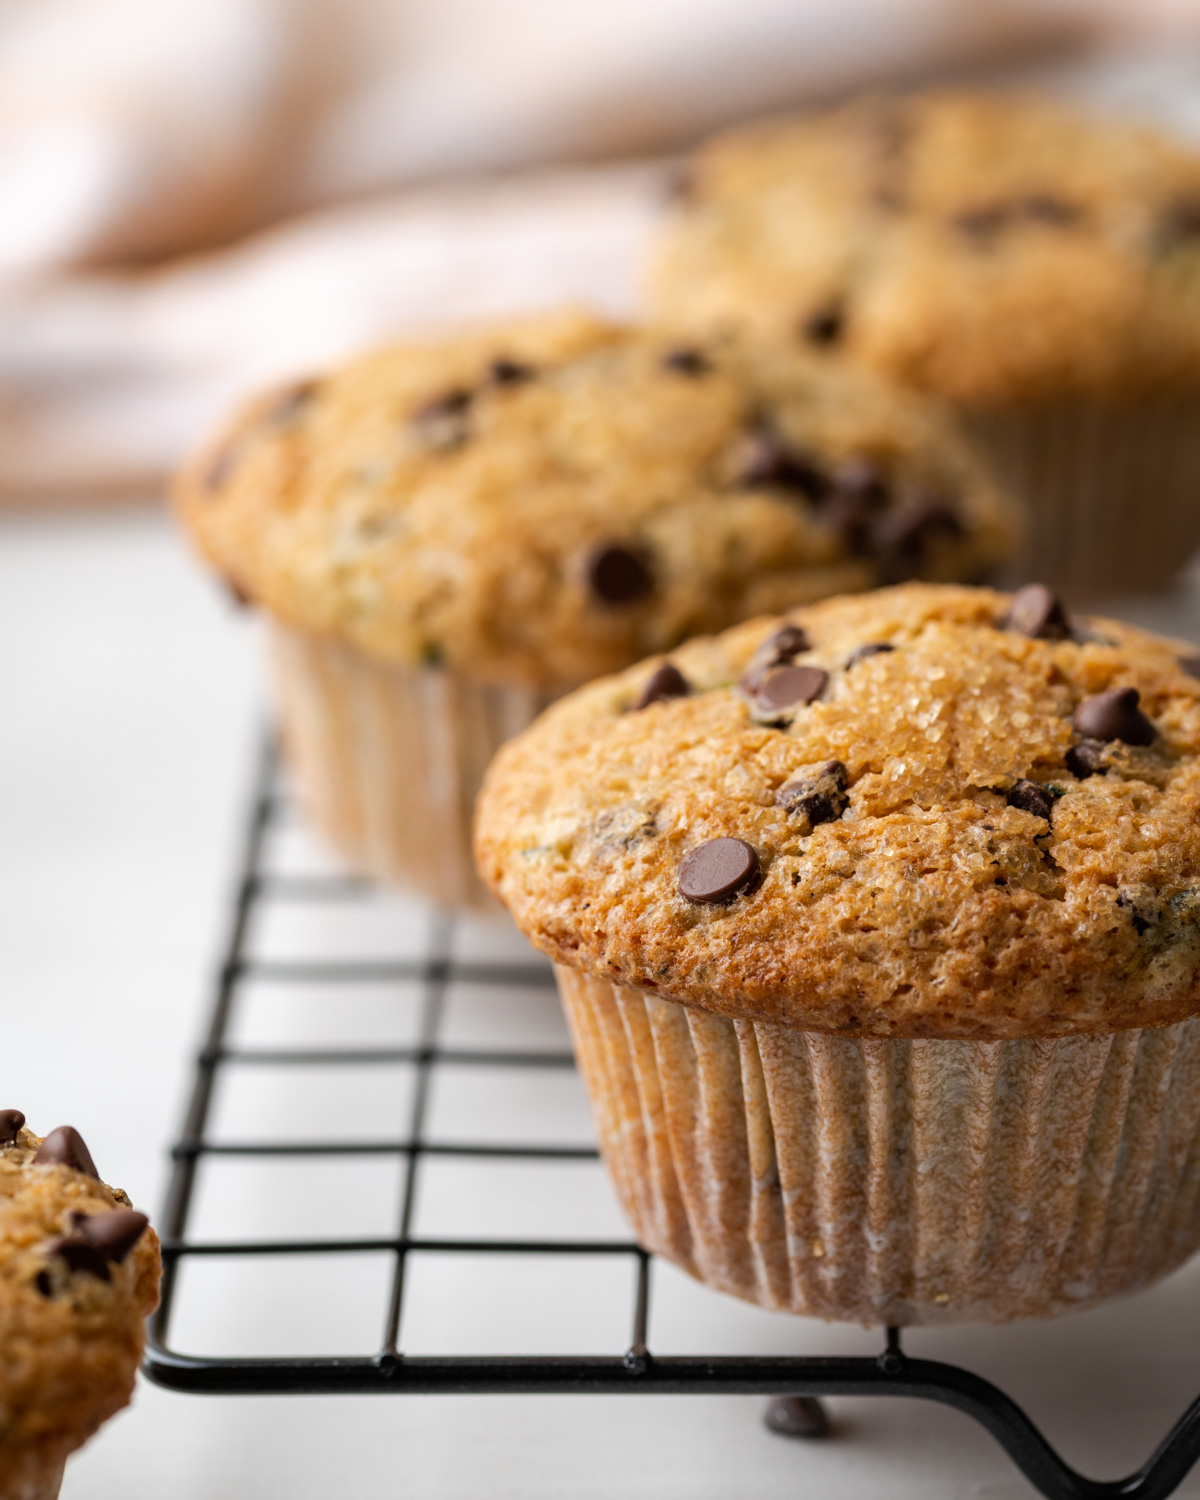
top-left (176, 309), bottom-right (1015, 908)
top-left (475, 582), bottom-right (1200, 1324)
top-left (651, 91), bottom-right (1200, 598)
top-left (0, 1115), bottom-right (161, 1500)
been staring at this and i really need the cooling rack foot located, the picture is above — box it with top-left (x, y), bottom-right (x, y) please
top-left (763, 1395), bottom-right (832, 1440)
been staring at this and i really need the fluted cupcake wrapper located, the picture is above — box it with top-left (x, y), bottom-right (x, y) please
top-left (960, 397), bottom-right (1200, 602)
top-left (557, 966), bottom-right (1200, 1326)
top-left (267, 622), bottom-right (552, 910)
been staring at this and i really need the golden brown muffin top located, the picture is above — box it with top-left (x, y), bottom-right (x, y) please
top-left (650, 92), bottom-right (1200, 407)
top-left (475, 583), bottom-right (1200, 1040)
top-left (175, 310), bottom-right (1015, 690)
top-left (0, 1116), bottom-right (161, 1475)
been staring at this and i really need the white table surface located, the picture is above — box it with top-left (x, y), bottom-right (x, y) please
top-left (7, 506), bottom-right (1200, 1500)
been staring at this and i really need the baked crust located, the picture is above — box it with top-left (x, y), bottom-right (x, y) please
top-left (651, 92), bottom-right (1200, 407)
top-left (174, 310), bottom-right (1015, 689)
top-left (475, 583), bottom-right (1200, 1039)
top-left (0, 1126), bottom-right (161, 1497)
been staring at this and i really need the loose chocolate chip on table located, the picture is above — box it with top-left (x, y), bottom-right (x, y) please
top-left (1001, 583), bottom-right (1070, 640)
top-left (801, 301), bottom-right (845, 347)
top-left (1180, 657), bottom-right (1200, 680)
top-left (847, 642), bottom-right (895, 667)
top-left (1072, 687), bottom-right (1156, 746)
top-left (776, 760), bottom-right (849, 827)
top-left (489, 358), bottom-right (534, 385)
top-left (733, 424), bottom-right (827, 500)
top-left (1066, 738), bottom-right (1107, 779)
top-left (635, 663), bottom-right (690, 710)
top-left (662, 347), bottom-right (710, 377)
top-left (46, 1236), bottom-right (111, 1280)
top-left (587, 544), bottom-right (653, 604)
top-left (73, 1209), bottom-right (150, 1264)
top-left (0, 1109), bottom-right (24, 1144)
top-left (34, 1126), bottom-right (99, 1180)
top-left (764, 1394), bottom-right (831, 1440)
top-left (753, 665), bottom-right (828, 717)
top-left (678, 838), bottom-right (760, 904)
top-left (1006, 779), bottom-right (1054, 821)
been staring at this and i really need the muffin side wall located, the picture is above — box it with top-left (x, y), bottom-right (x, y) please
top-left (556, 966), bottom-right (1200, 1325)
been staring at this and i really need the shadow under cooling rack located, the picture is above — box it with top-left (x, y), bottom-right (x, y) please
top-left (145, 738), bottom-right (1200, 1500)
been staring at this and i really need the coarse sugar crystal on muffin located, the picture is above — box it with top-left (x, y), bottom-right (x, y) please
top-left (475, 583), bottom-right (1200, 1323)
top-left (651, 92), bottom-right (1200, 597)
top-left (0, 1115), bottom-right (161, 1500)
top-left (176, 309), bottom-right (1015, 907)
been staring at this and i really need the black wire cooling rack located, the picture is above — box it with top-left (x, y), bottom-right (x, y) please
top-left (145, 737), bottom-right (1200, 1500)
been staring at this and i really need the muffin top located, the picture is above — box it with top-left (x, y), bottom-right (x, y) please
top-left (0, 1116), bottom-right (160, 1471)
top-left (650, 92), bottom-right (1200, 407)
top-left (175, 310), bottom-right (1015, 690)
top-left (475, 583), bottom-right (1200, 1039)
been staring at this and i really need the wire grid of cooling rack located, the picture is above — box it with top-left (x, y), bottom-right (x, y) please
top-left (144, 737), bottom-right (1200, 1500)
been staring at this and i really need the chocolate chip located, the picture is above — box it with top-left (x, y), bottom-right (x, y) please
top-left (225, 579), bottom-right (253, 611)
top-left (741, 624), bottom-right (812, 694)
top-left (0, 1110), bottom-right (24, 1144)
top-left (662, 347), bottom-right (710, 377)
top-left (73, 1209), bottom-right (149, 1265)
top-left (665, 164), bottom-right (696, 204)
top-left (1158, 198), bottom-right (1200, 248)
top-left (873, 497), bottom-right (962, 579)
top-left (753, 665), bottom-right (828, 717)
top-left (34, 1270), bottom-right (52, 1297)
top-left (678, 838), bottom-right (760, 904)
top-left (587, 544), bottom-right (653, 604)
top-left (263, 379), bottom-right (318, 426)
top-left (1117, 892), bottom-right (1152, 936)
top-left (635, 663), bottom-right (690, 709)
top-left (202, 446), bottom-right (236, 493)
top-left (1066, 738), bottom-right (1107, 778)
top-left (764, 1395), bottom-right (831, 1440)
top-left (489, 358), bottom-right (534, 386)
top-left (46, 1236), bottom-right (111, 1281)
top-left (1019, 194), bottom-right (1081, 227)
top-left (953, 203), bottom-right (1009, 238)
top-left (1072, 687), bottom-right (1156, 746)
top-left (847, 642), bottom-right (895, 667)
top-left (412, 388), bottom-right (473, 450)
top-left (1001, 583), bottom-right (1070, 640)
top-left (831, 458), bottom-right (888, 506)
top-left (1006, 779), bottom-right (1054, 821)
top-left (776, 760), bottom-right (848, 827)
top-left (1180, 657), bottom-right (1200, 680)
top-left (733, 424), bottom-right (827, 500)
top-left (801, 301), bottom-right (845, 347)
top-left (34, 1127), bottom-right (99, 1180)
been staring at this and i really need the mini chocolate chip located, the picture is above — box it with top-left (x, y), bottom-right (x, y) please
top-left (1180, 657), bottom-right (1200, 680)
top-left (412, 388), bottom-right (473, 450)
top-left (1001, 583), bottom-right (1070, 640)
top-left (1007, 779), bottom-right (1054, 821)
top-left (34, 1269), bottom-right (52, 1297)
top-left (202, 446), bottom-right (236, 493)
top-left (734, 424), bottom-right (827, 500)
top-left (1072, 687), bottom-right (1156, 746)
top-left (678, 838), bottom-right (760, 904)
top-left (662, 347), bottom-right (710, 377)
top-left (740, 624), bottom-right (812, 694)
top-left (764, 1395), bottom-right (831, 1440)
top-left (1066, 738), bottom-right (1107, 778)
top-left (262, 379), bottom-right (318, 426)
top-left (47, 1236), bottom-right (110, 1281)
top-left (847, 642), bottom-right (895, 667)
top-left (754, 665), bottom-right (828, 716)
top-left (587, 544), bottom-right (653, 604)
top-left (776, 760), bottom-right (849, 827)
top-left (801, 301), bottom-right (845, 347)
top-left (635, 663), bottom-right (690, 709)
top-left (1117, 892), bottom-right (1152, 936)
top-left (73, 1209), bottom-right (150, 1264)
top-left (489, 358), bottom-right (534, 385)
top-left (0, 1110), bottom-right (25, 1144)
top-left (34, 1127), bottom-right (99, 1180)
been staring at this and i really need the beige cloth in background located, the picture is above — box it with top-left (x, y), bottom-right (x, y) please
top-left (0, 0), bottom-right (1196, 500)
